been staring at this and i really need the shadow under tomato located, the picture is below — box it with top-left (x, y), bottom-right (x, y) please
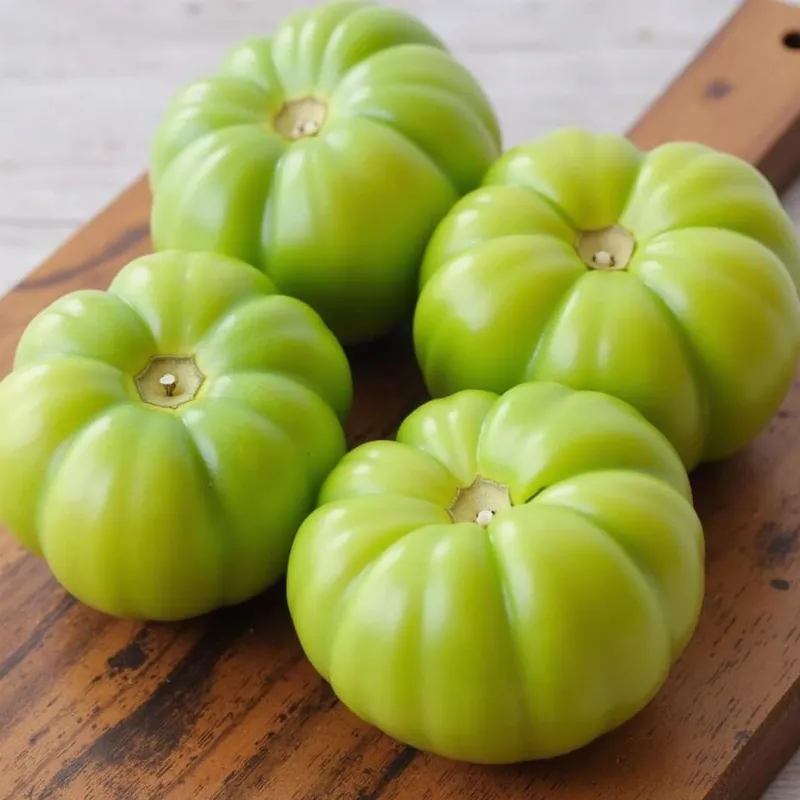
top-left (344, 323), bottom-right (429, 448)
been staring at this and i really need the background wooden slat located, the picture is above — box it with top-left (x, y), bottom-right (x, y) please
top-left (1, 0), bottom-right (798, 295)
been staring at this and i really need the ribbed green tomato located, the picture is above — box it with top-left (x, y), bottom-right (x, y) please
top-left (286, 382), bottom-right (704, 763)
top-left (414, 127), bottom-right (800, 469)
top-left (149, 0), bottom-right (501, 345)
top-left (0, 251), bottom-right (352, 621)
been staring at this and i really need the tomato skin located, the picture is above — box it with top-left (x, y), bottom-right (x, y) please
top-left (414, 127), bottom-right (800, 468)
top-left (0, 251), bottom-right (352, 621)
top-left (287, 382), bottom-right (704, 763)
top-left (149, 0), bottom-right (502, 345)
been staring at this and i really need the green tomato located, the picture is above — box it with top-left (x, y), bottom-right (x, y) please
top-left (0, 251), bottom-right (352, 621)
top-left (414, 127), bottom-right (800, 469)
top-left (286, 382), bottom-right (704, 763)
top-left (149, 0), bottom-right (502, 345)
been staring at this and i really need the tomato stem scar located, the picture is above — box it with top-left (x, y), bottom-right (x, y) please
top-left (136, 356), bottom-right (205, 409)
top-left (273, 97), bottom-right (327, 141)
top-left (448, 476), bottom-right (511, 526)
top-left (475, 508), bottom-right (495, 526)
top-left (159, 373), bottom-right (178, 397)
top-left (592, 250), bottom-right (615, 268)
top-left (576, 225), bottom-right (635, 271)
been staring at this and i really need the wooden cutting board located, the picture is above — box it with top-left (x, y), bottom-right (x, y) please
top-left (2, 1), bottom-right (800, 798)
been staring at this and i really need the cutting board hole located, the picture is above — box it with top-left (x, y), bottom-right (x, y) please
top-left (705, 79), bottom-right (732, 98)
top-left (783, 31), bottom-right (800, 49)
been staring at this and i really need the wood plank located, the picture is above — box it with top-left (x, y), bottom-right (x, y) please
top-left (0, 221), bottom-right (81, 298)
top-left (629, 0), bottom-right (800, 192)
top-left (1, 1), bottom-right (800, 798)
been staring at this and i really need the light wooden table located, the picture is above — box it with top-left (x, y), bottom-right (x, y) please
top-left (0, 0), bottom-right (798, 797)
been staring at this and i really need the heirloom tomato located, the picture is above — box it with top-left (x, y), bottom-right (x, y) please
top-left (287, 382), bottom-right (704, 763)
top-left (0, 251), bottom-right (352, 621)
top-left (414, 127), bottom-right (800, 468)
top-left (149, 0), bottom-right (501, 344)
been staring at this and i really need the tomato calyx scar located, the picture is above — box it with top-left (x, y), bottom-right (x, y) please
top-left (136, 355), bottom-right (205, 410)
top-left (273, 97), bottom-right (327, 141)
top-left (159, 373), bottom-right (178, 397)
top-left (575, 224), bottom-right (635, 271)
top-left (475, 508), bottom-right (495, 526)
top-left (448, 476), bottom-right (511, 527)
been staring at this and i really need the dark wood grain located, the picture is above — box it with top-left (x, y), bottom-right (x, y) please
top-left (2, 1), bottom-right (800, 797)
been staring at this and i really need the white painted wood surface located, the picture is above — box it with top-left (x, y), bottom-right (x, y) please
top-left (0, 0), bottom-right (798, 796)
